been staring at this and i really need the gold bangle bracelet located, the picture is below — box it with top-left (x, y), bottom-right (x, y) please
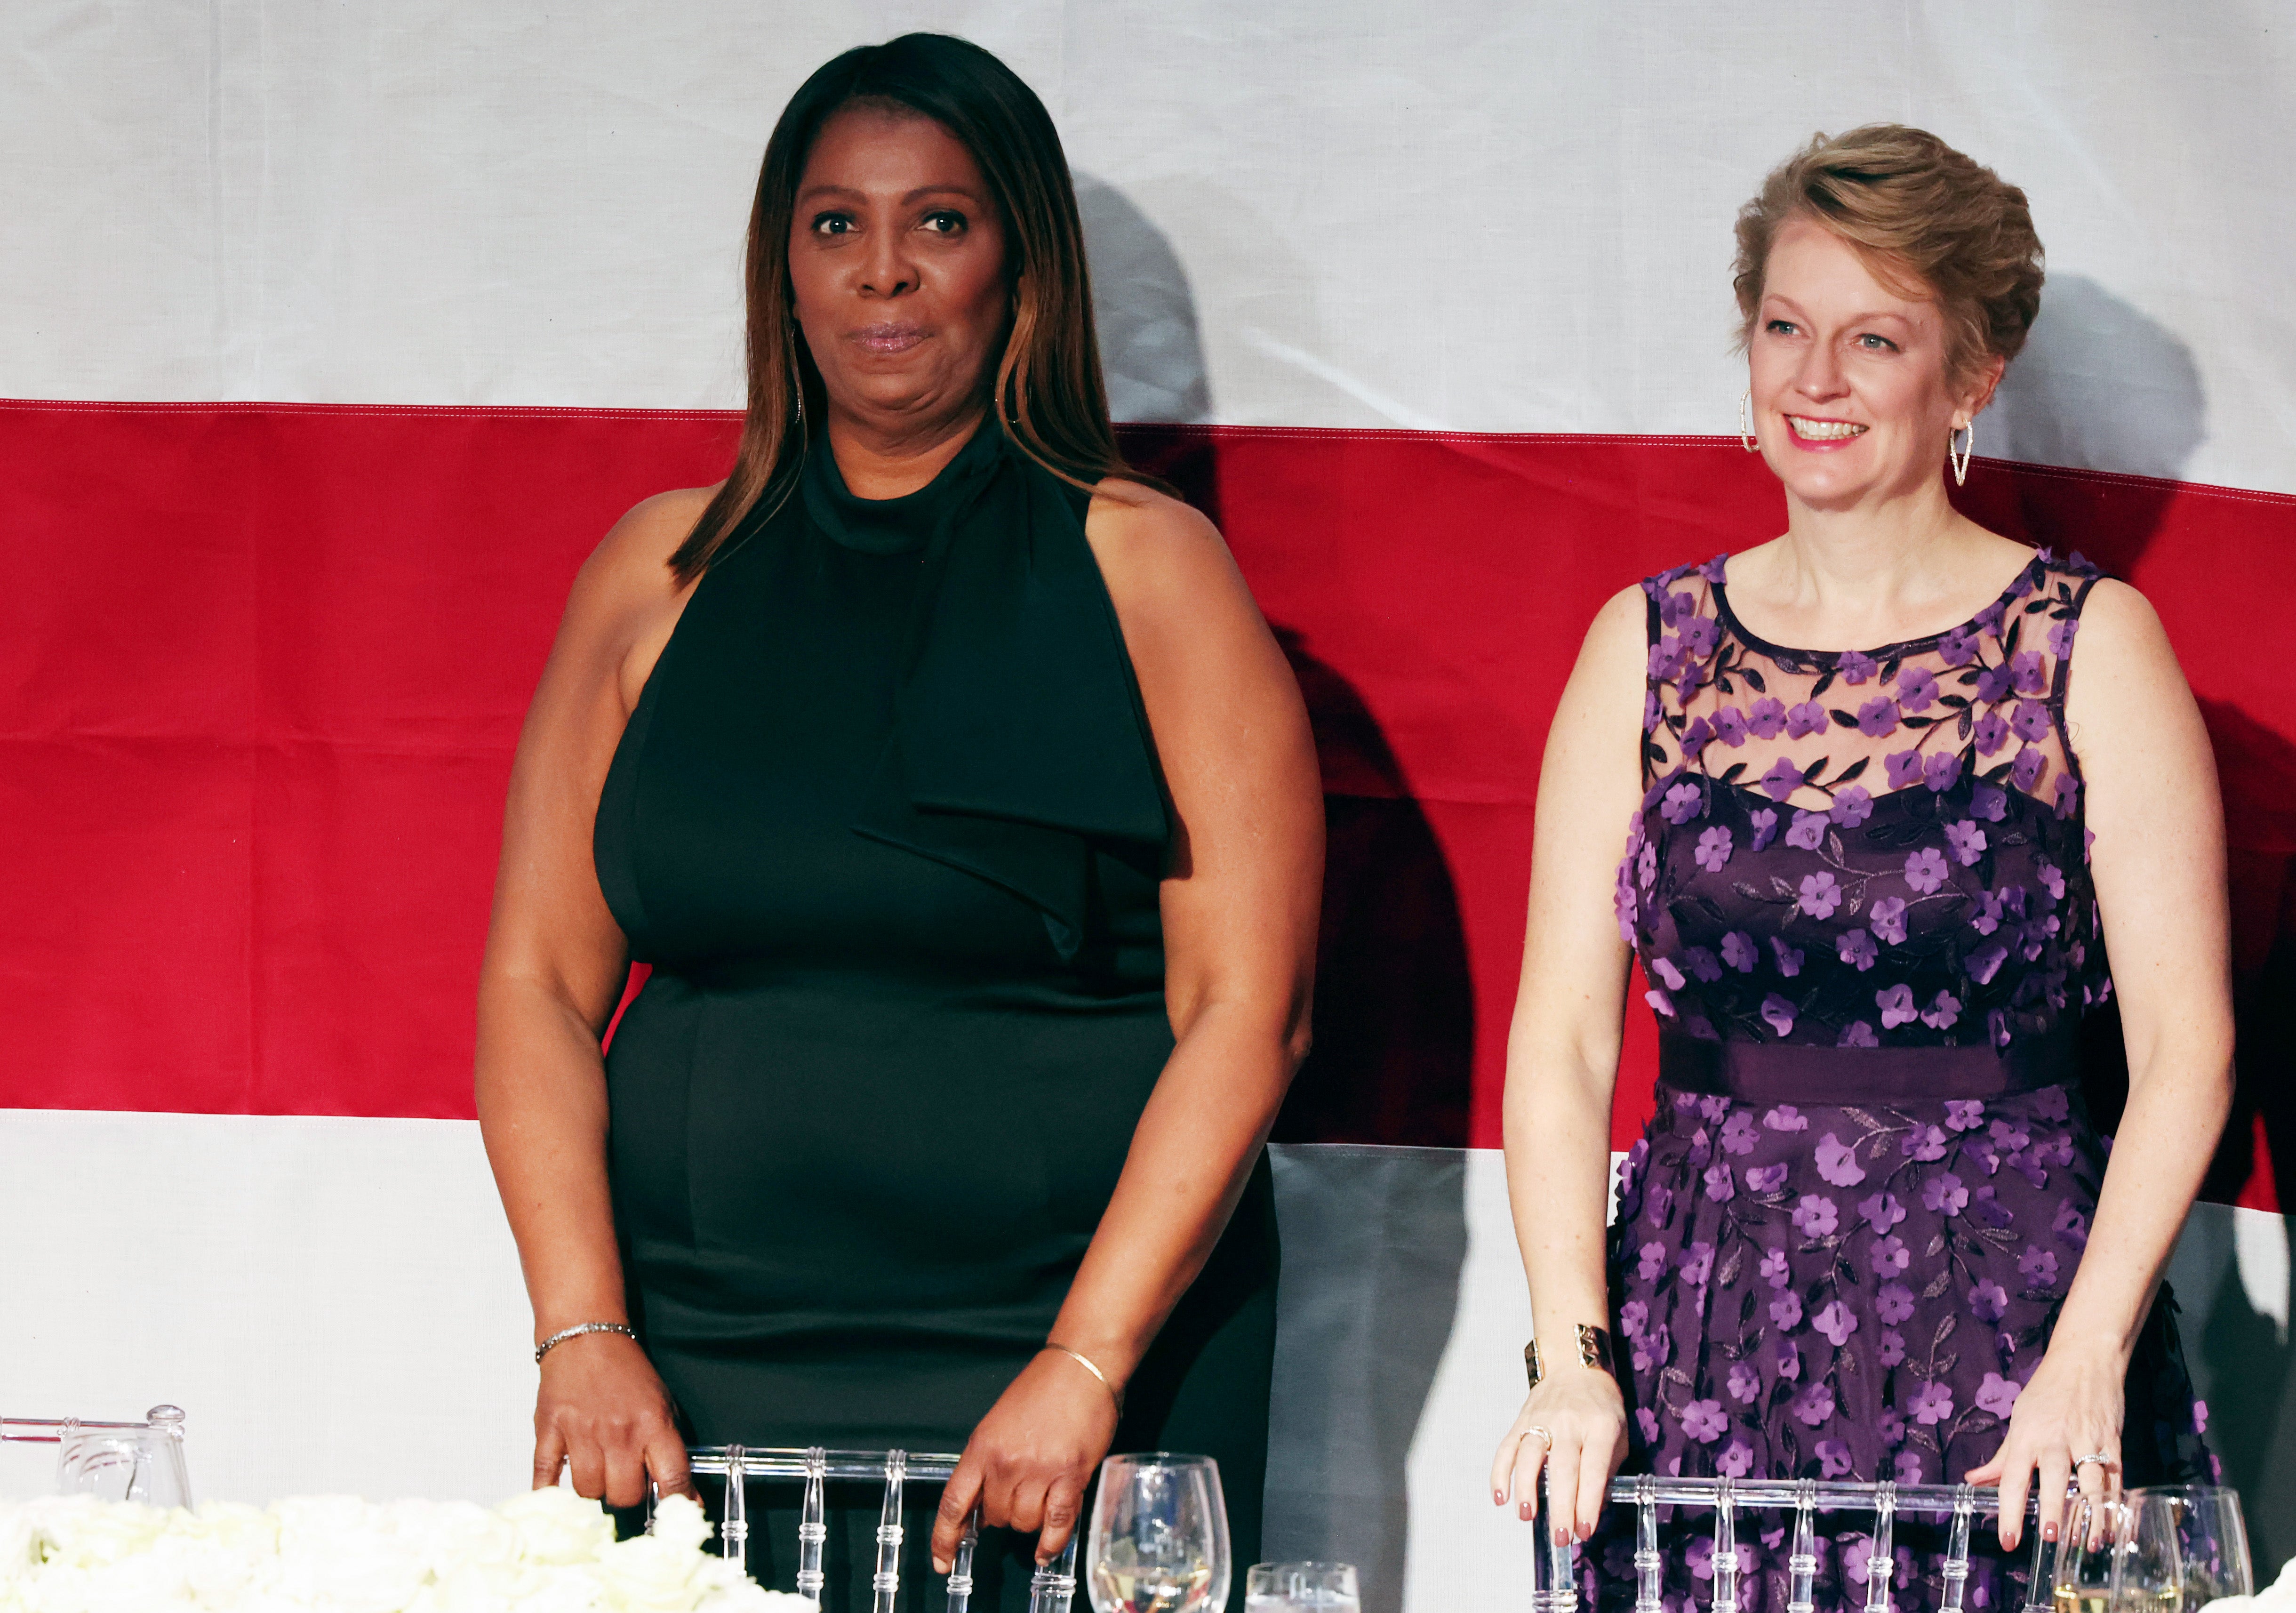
top-left (1525, 1324), bottom-right (1616, 1390)
top-left (1044, 1343), bottom-right (1125, 1412)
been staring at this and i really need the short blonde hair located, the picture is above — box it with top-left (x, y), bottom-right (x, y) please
top-left (1733, 124), bottom-right (2045, 386)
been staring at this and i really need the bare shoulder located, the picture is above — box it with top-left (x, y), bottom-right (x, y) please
top-left (574, 484), bottom-right (717, 609)
top-left (1585, 581), bottom-right (1648, 653)
top-left (554, 483), bottom-right (718, 710)
top-left (1081, 474), bottom-right (1233, 601)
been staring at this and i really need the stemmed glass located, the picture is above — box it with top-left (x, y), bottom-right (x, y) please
top-left (1087, 1454), bottom-right (1230, 1613)
top-left (2122, 1487), bottom-right (2252, 1612)
top-left (2056, 1496), bottom-right (2130, 1613)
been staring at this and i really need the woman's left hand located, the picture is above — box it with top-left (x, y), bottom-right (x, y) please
top-left (931, 1348), bottom-right (1123, 1573)
top-left (1965, 1334), bottom-right (2127, 1550)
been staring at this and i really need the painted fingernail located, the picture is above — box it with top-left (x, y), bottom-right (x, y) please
top-left (1520, 1502), bottom-right (1534, 1521)
top-left (1495, 1489), bottom-right (1506, 1505)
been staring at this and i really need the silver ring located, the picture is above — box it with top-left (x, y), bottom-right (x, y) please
top-left (1524, 1425), bottom-right (1554, 1450)
top-left (2073, 1452), bottom-right (2118, 1472)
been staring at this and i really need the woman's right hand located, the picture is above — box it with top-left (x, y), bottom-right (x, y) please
top-left (1489, 1368), bottom-right (1628, 1545)
top-left (532, 1332), bottom-right (695, 1507)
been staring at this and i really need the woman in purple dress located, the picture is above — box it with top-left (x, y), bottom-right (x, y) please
top-left (1489, 126), bottom-right (2230, 1611)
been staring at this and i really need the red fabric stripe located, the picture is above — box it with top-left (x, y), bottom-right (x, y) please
top-left (4, 403), bottom-right (2289, 1207)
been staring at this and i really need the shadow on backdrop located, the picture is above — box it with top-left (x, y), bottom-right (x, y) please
top-left (1085, 171), bottom-right (1472, 1613)
top-left (1966, 274), bottom-right (2296, 1564)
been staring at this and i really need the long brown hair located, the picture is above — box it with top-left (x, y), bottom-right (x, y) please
top-left (671, 33), bottom-right (1155, 580)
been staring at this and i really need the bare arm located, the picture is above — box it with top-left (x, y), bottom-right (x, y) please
top-left (1489, 584), bottom-right (1649, 1544)
top-left (930, 483), bottom-right (1324, 1569)
top-left (1969, 579), bottom-right (2232, 1544)
top-left (474, 488), bottom-right (707, 1507)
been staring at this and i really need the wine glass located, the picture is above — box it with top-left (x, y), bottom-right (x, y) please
top-left (2056, 1496), bottom-right (2130, 1613)
top-left (1245, 1562), bottom-right (1360, 1613)
top-left (2114, 1490), bottom-right (2185, 1613)
top-left (1087, 1453), bottom-right (1230, 1613)
top-left (2123, 1487), bottom-right (2253, 1611)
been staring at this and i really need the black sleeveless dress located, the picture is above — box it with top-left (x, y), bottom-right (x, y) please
top-left (592, 421), bottom-right (1276, 1612)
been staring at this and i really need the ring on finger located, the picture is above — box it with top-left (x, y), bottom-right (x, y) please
top-left (2072, 1453), bottom-right (2118, 1474)
top-left (1524, 1425), bottom-right (1554, 1449)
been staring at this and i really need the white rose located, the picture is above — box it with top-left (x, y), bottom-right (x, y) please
top-left (496, 1490), bottom-right (617, 1568)
top-left (0, 1506), bottom-right (39, 1587)
top-left (592, 1530), bottom-right (704, 1613)
top-left (272, 1496), bottom-right (429, 1613)
top-left (24, 1496), bottom-right (167, 1572)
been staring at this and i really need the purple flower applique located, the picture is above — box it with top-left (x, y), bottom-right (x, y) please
top-left (1714, 706), bottom-right (1749, 747)
top-left (1896, 666), bottom-right (1940, 712)
top-left (1746, 1163), bottom-right (1790, 1195)
top-left (1974, 709), bottom-right (2011, 755)
top-left (1761, 994), bottom-right (1798, 1036)
top-left (1877, 1407), bottom-right (1906, 1446)
top-left (1922, 991), bottom-right (1962, 1030)
top-left (1683, 947), bottom-right (1723, 983)
top-left (1644, 690), bottom-right (1664, 733)
top-left (1884, 749), bottom-right (1925, 790)
top-left (1976, 1372), bottom-right (2022, 1418)
top-left (1759, 1247), bottom-right (1791, 1287)
top-left (1680, 659), bottom-right (1710, 697)
top-left (1944, 1099), bottom-right (1986, 1132)
top-left (2039, 860), bottom-right (2066, 900)
top-left (1771, 937), bottom-right (1805, 977)
top-left (2054, 1201), bottom-right (2089, 1248)
top-left (1857, 696), bottom-right (1901, 738)
top-left (1838, 1020), bottom-right (1879, 1047)
top-left (1945, 820), bottom-right (1987, 866)
top-left (2010, 698), bottom-right (2052, 742)
top-left (1829, 785), bottom-right (1873, 827)
top-left (1938, 625), bottom-right (1979, 666)
top-left (1764, 1105), bottom-right (1810, 1132)
top-left (1720, 1111), bottom-right (1760, 1156)
top-left (1748, 807), bottom-right (1780, 851)
top-left (2032, 1087), bottom-right (2070, 1122)
top-left (1694, 825), bottom-right (1734, 872)
top-left (1661, 780), bottom-right (1705, 825)
top-left (1787, 809), bottom-right (1828, 850)
top-left (1904, 846), bottom-right (1950, 894)
top-left (1658, 588), bottom-right (1695, 628)
top-left (1648, 637), bottom-right (1688, 682)
top-left (1681, 715), bottom-right (1715, 758)
top-left (1748, 697), bottom-right (1788, 739)
top-left (1680, 615), bottom-right (1721, 658)
top-left (1870, 898), bottom-right (1908, 945)
top-left (1648, 956), bottom-right (1687, 991)
top-left (1859, 1191), bottom-right (1906, 1232)
top-left (1904, 1124), bottom-right (1949, 1162)
top-left (1972, 782), bottom-right (2008, 821)
top-left (1923, 1172), bottom-right (1969, 1216)
top-left (1837, 929), bottom-right (1878, 972)
top-left (2011, 649), bottom-right (2046, 694)
top-left (2047, 616), bottom-right (2080, 658)
top-left (1620, 1299), bottom-right (1648, 1340)
top-left (2054, 773), bottom-right (2080, 819)
top-left (1727, 1359), bottom-right (1762, 1404)
top-left (1636, 1241), bottom-right (1668, 1281)
top-left (1792, 1195), bottom-right (1839, 1236)
top-left (1814, 1301), bottom-right (1860, 1347)
top-left (1637, 840), bottom-right (1658, 890)
top-left (1699, 554), bottom-right (1731, 586)
top-left (1704, 1162), bottom-right (1736, 1202)
top-left (1869, 1235), bottom-right (1910, 1276)
top-left (1680, 1398), bottom-right (1728, 1444)
top-left (1793, 1380), bottom-right (1839, 1425)
top-left (1815, 1439), bottom-right (1854, 1478)
top-left (1716, 1439), bottom-right (1755, 1479)
top-left (1775, 1337), bottom-right (1801, 1381)
top-left (1894, 1451), bottom-right (1925, 1485)
top-left (1786, 699), bottom-right (1828, 739)
top-left (1840, 650), bottom-right (1879, 684)
top-left (1799, 871), bottom-right (1843, 918)
top-left (1971, 891), bottom-right (2005, 935)
top-left (1636, 1406), bottom-right (1661, 1444)
top-left (1721, 931), bottom-right (1760, 972)
top-left (1975, 662), bottom-right (2015, 704)
top-left (1770, 1290), bottom-right (1804, 1329)
top-left (2020, 1246), bottom-right (2060, 1288)
top-left (1877, 984), bottom-right (1919, 1028)
top-left (1761, 755), bottom-right (1808, 802)
top-left (1815, 1132), bottom-right (1865, 1187)
top-left (2011, 746), bottom-right (2047, 791)
top-left (1679, 1241), bottom-right (1714, 1286)
top-left (1925, 750), bottom-right (1963, 793)
top-left (1969, 1279), bottom-right (2009, 1322)
top-left (1912, 1381), bottom-right (1955, 1425)
top-left (1876, 1283), bottom-right (1916, 1324)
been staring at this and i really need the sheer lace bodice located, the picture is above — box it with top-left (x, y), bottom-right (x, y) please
top-left (1618, 549), bottom-right (2108, 1051)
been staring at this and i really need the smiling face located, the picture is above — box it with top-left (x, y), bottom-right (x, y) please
top-left (1747, 215), bottom-right (2001, 512)
top-left (787, 103), bottom-right (1012, 438)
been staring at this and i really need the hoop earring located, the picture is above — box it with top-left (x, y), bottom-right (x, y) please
top-left (1950, 420), bottom-right (1974, 487)
top-left (1739, 390), bottom-right (1759, 454)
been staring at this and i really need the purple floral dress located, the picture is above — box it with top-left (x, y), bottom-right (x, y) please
top-left (1592, 549), bottom-right (2212, 1613)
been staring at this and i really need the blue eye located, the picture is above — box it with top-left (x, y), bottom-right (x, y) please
top-left (1858, 333), bottom-right (1899, 352)
top-left (1766, 319), bottom-right (1798, 336)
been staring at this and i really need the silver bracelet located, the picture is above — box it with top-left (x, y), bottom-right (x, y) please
top-left (535, 1321), bottom-right (638, 1364)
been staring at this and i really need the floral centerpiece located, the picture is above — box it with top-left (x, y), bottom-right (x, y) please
top-left (0, 1486), bottom-right (816, 1613)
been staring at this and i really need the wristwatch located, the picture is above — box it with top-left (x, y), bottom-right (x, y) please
top-left (1525, 1324), bottom-right (1616, 1390)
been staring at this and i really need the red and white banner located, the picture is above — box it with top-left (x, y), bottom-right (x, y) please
top-left (6, 5), bottom-right (2293, 1607)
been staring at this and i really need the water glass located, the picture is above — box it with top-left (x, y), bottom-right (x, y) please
top-left (56, 1410), bottom-right (192, 1508)
top-left (1087, 1453), bottom-right (1230, 1613)
top-left (2123, 1487), bottom-right (2252, 1611)
top-left (2055, 1496), bottom-right (2130, 1613)
top-left (2115, 1490), bottom-right (2186, 1613)
top-left (1245, 1562), bottom-right (1360, 1612)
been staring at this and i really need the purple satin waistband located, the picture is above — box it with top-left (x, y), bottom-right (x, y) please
top-left (1657, 1026), bottom-right (2078, 1106)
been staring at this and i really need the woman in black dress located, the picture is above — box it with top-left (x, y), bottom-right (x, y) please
top-left (474, 35), bottom-right (1321, 1611)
